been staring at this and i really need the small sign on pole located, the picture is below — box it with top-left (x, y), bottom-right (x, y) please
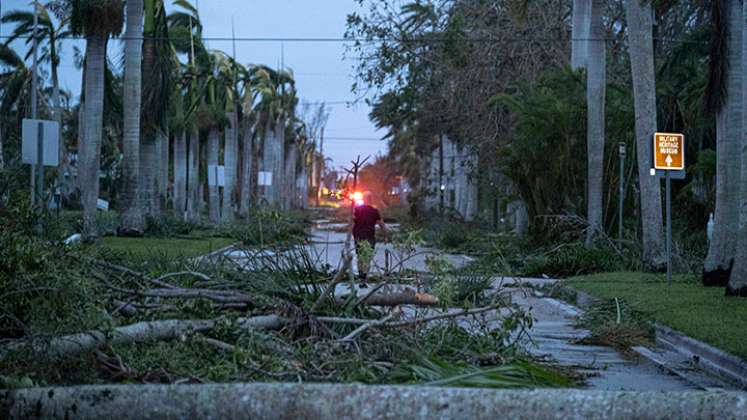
top-left (258, 171), bottom-right (273, 187)
top-left (22, 119), bottom-right (59, 166)
top-left (652, 132), bottom-right (685, 286)
top-left (653, 132), bottom-right (684, 170)
top-left (207, 165), bottom-right (225, 187)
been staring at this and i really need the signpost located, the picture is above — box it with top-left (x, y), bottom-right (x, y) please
top-left (652, 132), bottom-right (685, 285)
top-left (207, 165), bottom-right (225, 188)
top-left (258, 171), bottom-right (273, 187)
top-left (22, 118), bottom-right (60, 206)
top-left (618, 142), bottom-right (626, 242)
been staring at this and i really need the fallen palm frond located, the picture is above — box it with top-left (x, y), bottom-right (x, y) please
top-left (396, 356), bottom-right (573, 388)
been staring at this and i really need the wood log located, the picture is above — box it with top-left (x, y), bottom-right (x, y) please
top-left (0, 315), bottom-right (287, 360)
top-left (2, 383), bottom-right (745, 419)
top-left (336, 288), bottom-right (439, 307)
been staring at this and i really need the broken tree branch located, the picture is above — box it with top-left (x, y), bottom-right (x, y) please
top-left (0, 315), bottom-right (287, 360)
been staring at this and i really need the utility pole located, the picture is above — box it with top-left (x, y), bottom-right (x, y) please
top-left (30, 1), bottom-right (39, 206)
top-left (618, 142), bottom-right (626, 241)
top-left (438, 134), bottom-right (444, 214)
top-left (316, 127), bottom-right (324, 207)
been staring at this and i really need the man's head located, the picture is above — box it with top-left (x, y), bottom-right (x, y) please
top-left (363, 191), bottom-right (374, 206)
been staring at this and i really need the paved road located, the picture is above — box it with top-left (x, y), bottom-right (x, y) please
top-left (224, 220), bottom-right (697, 391)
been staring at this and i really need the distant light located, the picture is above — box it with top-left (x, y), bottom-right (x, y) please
top-left (440, 185), bottom-right (445, 191)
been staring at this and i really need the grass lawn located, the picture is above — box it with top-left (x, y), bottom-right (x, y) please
top-left (567, 272), bottom-right (747, 360)
top-left (99, 236), bottom-right (235, 259)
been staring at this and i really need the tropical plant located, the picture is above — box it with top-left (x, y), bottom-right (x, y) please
top-left (62, 0), bottom-right (124, 239)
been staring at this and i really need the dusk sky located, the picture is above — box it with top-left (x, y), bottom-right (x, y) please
top-left (0, 0), bottom-right (388, 170)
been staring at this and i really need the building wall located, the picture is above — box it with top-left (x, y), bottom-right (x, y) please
top-left (423, 135), bottom-right (478, 221)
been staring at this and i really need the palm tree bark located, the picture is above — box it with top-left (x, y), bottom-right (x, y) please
top-left (157, 128), bottom-right (169, 213)
top-left (207, 127), bottom-right (220, 222)
top-left (261, 120), bottom-right (276, 206)
top-left (80, 34), bottom-right (107, 239)
top-left (187, 127), bottom-right (200, 221)
top-left (274, 117), bottom-right (286, 209)
top-left (285, 142), bottom-right (298, 209)
top-left (727, 0), bottom-right (747, 296)
top-left (222, 111), bottom-right (238, 222)
top-left (584, 0), bottom-right (606, 247)
top-left (174, 130), bottom-right (187, 219)
top-left (120, 0), bottom-right (145, 235)
top-left (624, 0), bottom-right (665, 269)
top-left (704, 0), bottom-right (743, 286)
top-left (571, 0), bottom-right (590, 70)
top-left (239, 122), bottom-right (254, 217)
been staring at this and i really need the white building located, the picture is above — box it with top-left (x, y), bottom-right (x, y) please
top-left (423, 135), bottom-right (478, 221)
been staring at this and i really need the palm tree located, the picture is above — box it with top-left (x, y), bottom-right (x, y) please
top-left (726, 0), bottom-right (747, 297)
top-left (168, 0), bottom-right (202, 221)
top-left (67, 0), bottom-right (124, 239)
top-left (0, 44), bottom-right (33, 170)
top-left (238, 71), bottom-right (256, 218)
top-left (704, 0), bottom-right (742, 286)
top-left (624, 0), bottom-right (665, 268)
top-left (570, 0), bottom-right (590, 69)
top-left (119, 0), bottom-right (145, 235)
top-left (2, 2), bottom-right (70, 181)
top-left (141, 0), bottom-right (174, 218)
top-left (584, 0), bottom-right (605, 246)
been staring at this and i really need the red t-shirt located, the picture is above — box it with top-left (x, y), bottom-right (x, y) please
top-left (353, 205), bottom-right (381, 243)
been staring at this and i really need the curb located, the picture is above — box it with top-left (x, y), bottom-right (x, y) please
top-left (654, 323), bottom-right (747, 389)
top-left (543, 293), bottom-right (746, 390)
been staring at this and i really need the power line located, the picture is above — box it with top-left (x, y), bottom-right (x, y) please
top-left (0, 34), bottom-right (708, 45)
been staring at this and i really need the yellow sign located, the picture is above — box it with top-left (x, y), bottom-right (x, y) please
top-left (653, 132), bottom-right (684, 170)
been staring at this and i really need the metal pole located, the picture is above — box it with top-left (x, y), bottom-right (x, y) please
top-left (36, 122), bottom-right (44, 204)
top-left (30, 1), bottom-right (39, 205)
top-left (618, 143), bottom-right (625, 241)
top-left (666, 170), bottom-right (672, 285)
top-left (439, 134), bottom-right (444, 214)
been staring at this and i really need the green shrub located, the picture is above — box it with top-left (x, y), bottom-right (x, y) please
top-left (225, 209), bottom-right (307, 246)
top-left (521, 243), bottom-right (624, 278)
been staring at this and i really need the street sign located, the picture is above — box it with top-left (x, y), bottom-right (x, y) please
top-left (22, 119), bottom-right (59, 166)
top-left (258, 171), bottom-right (273, 186)
top-left (653, 132), bottom-right (684, 170)
top-left (207, 165), bottom-right (225, 187)
top-left (97, 198), bottom-right (109, 211)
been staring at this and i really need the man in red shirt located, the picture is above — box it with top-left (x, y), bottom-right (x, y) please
top-left (353, 191), bottom-right (388, 279)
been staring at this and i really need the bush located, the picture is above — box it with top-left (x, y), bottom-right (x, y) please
top-left (224, 209), bottom-right (308, 246)
top-left (521, 243), bottom-right (625, 278)
top-left (144, 215), bottom-right (201, 237)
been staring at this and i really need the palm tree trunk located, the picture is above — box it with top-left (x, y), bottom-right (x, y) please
top-left (284, 143), bottom-right (297, 209)
top-left (156, 128), bottom-right (168, 213)
top-left (173, 130), bottom-right (187, 219)
top-left (222, 111), bottom-right (238, 222)
top-left (207, 127), bottom-right (220, 223)
top-left (298, 153), bottom-right (308, 209)
top-left (0, 123), bottom-right (4, 170)
top-left (571, 0), bottom-right (590, 70)
top-left (140, 136), bottom-right (156, 219)
top-left (274, 117), bottom-right (286, 209)
top-left (80, 34), bottom-right (107, 239)
top-left (624, 0), bottom-right (665, 269)
top-left (120, 0), bottom-right (145, 235)
top-left (261, 119), bottom-right (276, 206)
top-left (239, 122), bottom-right (253, 217)
top-left (584, 0), bottom-right (606, 247)
top-left (187, 127), bottom-right (200, 221)
top-left (705, 0), bottom-right (743, 286)
top-left (726, 0), bottom-right (747, 296)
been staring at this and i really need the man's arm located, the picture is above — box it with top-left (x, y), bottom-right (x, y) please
top-left (377, 219), bottom-right (389, 242)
